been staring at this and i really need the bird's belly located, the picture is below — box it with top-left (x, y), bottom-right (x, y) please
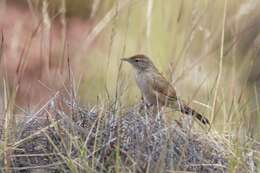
top-left (135, 74), bottom-right (157, 105)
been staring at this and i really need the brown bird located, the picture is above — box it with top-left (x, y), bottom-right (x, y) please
top-left (121, 54), bottom-right (209, 125)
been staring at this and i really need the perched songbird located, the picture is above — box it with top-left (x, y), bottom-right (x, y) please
top-left (121, 54), bottom-right (209, 125)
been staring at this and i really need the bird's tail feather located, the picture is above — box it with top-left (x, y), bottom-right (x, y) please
top-left (180, 104), bottom-right (210, 125)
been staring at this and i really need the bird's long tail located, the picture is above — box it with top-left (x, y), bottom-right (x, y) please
top-left (180, 104), bottom-right (210, 125)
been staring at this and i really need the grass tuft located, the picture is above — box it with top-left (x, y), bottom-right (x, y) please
top-left (0, 94), bottom-right (256, 172)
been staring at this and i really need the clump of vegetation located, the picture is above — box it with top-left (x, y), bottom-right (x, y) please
top-left (0, 94), bottom-right (254, 173)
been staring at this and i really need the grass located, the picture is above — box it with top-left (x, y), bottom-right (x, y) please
top-left (0, 93), bottom-right (257, 172)
top-left (0, 96), bottom-right (242, 172)
top-left (0, 0), bottom-right (259, 172)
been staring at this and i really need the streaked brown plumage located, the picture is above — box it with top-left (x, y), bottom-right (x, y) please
top-left (121, 54), bottom-right (209, 125)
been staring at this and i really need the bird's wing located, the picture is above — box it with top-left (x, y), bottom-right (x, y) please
top-left (150, 73), bottom-right (178, 104)
top-left (150, 72), bottom-right (210, 125)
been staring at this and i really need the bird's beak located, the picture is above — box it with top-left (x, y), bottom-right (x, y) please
top-left (121, 58), bottom-right (130, 62)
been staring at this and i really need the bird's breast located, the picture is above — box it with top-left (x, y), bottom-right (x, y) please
top-left (134, 71), bottom-right (155, 104)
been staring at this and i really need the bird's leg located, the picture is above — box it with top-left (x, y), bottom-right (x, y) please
top-left (139, 96), bottom-right (157, 120)
top-left (146, 102), bottom-right (162, 120)
top-left (155, 106), bottom-right (165, 125)
top-left (144, 102), bottom-right (155, 118)
top-left (146, 102), bottom-right (153, 109)
top-left (139, 95), bottom-right (153, 110)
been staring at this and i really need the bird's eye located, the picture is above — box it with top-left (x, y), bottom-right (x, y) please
top-left (135, 59), bottom-right (139, 62)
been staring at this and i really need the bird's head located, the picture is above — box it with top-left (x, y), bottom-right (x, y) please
top-left (121, 54), bottom-right (155, 71)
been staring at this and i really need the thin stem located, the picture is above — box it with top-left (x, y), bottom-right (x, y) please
top-left (210, 0), bottom-right (227, 128)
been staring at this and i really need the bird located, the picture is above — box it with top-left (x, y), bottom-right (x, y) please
top-left (121, 54), bottom-right (210, 125)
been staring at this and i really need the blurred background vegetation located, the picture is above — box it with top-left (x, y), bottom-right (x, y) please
top-left (1, 0), bottom-right (260, 140)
